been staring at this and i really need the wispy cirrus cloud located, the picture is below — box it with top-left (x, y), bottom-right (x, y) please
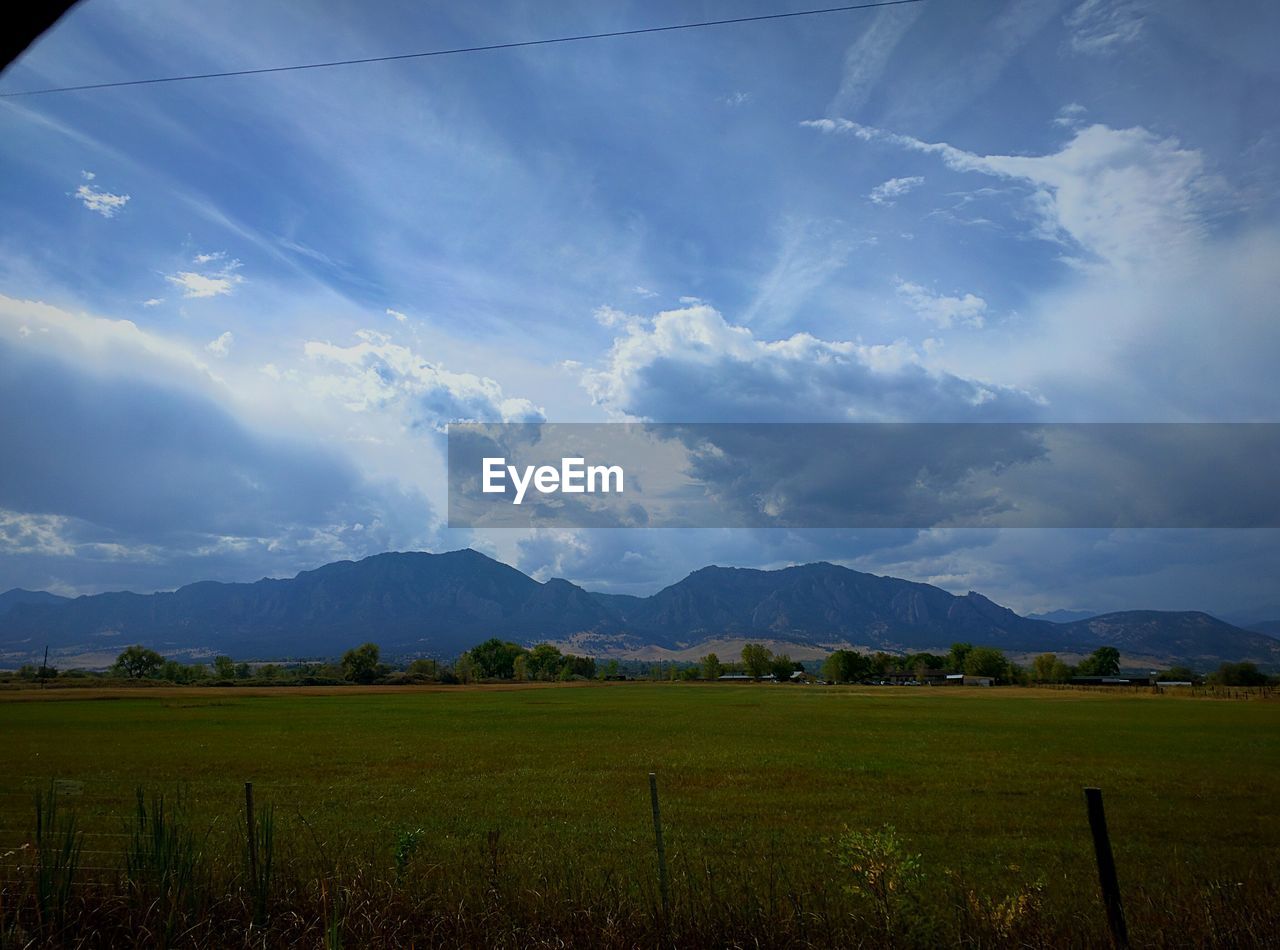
top-left (740, 218), bottom-right (859, 332)
top-left (825, 2), bottom-right (925, 117)
top-left (206, 331), bottom-right (233, 357)
top-left (1066, 0), bottom-right (1149, 55)
top-left (869, 175), bottom-right (924, 205)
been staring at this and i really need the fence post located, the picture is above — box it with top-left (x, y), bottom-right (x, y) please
top-left (648, 771), bottom-right (670, 922)
top-left (1084, 787), bottom-right (1129, 948)
top-left (245, 781), bottom-right (258, 886)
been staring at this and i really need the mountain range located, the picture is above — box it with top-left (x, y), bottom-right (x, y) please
top-left (1, 549), bottom-right (1277, 670)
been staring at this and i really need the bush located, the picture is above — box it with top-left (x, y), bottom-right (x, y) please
top-left (833, 824), bottom-right (923, 935)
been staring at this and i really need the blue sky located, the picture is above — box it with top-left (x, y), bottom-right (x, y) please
top-left (1, 0), bottom-right (1278, 617)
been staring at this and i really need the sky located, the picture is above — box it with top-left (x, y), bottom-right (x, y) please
top-left (1, 0), bottom-right (1278, 619)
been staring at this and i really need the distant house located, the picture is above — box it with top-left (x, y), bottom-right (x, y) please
top-left (885, 669), bottom-right (956, 686)
top-left (1071, 674), bottom-right (1155, 686)
top-left (718, 673), bottom-right (776, 682)
top-left (962, 675), bottom-right (994, 687)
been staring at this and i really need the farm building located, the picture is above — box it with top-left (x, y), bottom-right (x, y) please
top-left (1071, 674), bottom-right (1156, 686)
top-left (884, 669), bottom-right (953, 685)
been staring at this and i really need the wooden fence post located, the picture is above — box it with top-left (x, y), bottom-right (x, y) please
top-left (648, 772), bottom-right (670, 922)
top-left (1084, 787), bottom-right (1129, 948)
top-left (245, 781), bottom-right (258, 886)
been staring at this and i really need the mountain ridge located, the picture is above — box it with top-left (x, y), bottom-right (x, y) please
top-left (1, 550), bottom-right (1276, 669)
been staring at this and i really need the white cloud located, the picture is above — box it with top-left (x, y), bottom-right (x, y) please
top-left (206, 331), bottom-right (234, 357)
top-left (303, 329), bottom-right (544, 425)
top-left (167, 272), bottom-right (240, 298)
top-left (0, 293), bottom-right (213, 380)
top-left (80, 170), bottom-right (95, 181)
top-left (868, 175), bottom-right (924, 205)
top-left (1066, 0), bottom-right (1149, 55)
top-left (895, 279), bottom-right (987, 329)
top-left (74, 182), bottom-right (130, 218)
top-left (721, 91), bottom-right (751, 107)
top-left (631, 286), bottom-right (658, 298)
top-left (0, 509), bottom-right (78, 557)
top-left (166, 254), bottom-right (245, 298)
top-left (593, 305), bottom-right (639, 329)
top-left (580, 304), bottom-right (1039, 422)
top-left (142, 298), bottom-right (164, 308)
top-left (1053, 102), bottom-right (1088, 127)
top-left (386, 308), bottom-right (408, 323)
top-left (805, 118), bottom-right (1226, 273)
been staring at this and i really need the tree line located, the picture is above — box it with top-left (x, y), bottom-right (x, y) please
top-left (5, 640), bottom-right (1274, 688)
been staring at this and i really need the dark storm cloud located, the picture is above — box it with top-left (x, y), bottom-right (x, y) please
top-left (449, 423), bottom-right (1280, 529)
top-left (0, 340), bottom-right (433, 591)
top-left (0, 340), bottom-right (365, 538)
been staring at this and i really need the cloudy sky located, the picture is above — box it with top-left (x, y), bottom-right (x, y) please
top-left (1, 0), bottom-right (1277, 618)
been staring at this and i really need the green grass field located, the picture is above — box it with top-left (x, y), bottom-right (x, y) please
top-left (2, 683), bottom-right (1278, 947)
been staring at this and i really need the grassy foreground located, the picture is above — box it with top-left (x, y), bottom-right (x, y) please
top-left (1, 683), bottom-right (1277, 947)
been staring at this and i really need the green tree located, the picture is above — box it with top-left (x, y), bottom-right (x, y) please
top-left (701, 653), bottom-right (723, 680)
top-left (1209, 661), bottom-right (1268, 687)
top-left (741, 643), bottom-right (773, 680)
top-left (963, 646), bottom-right (1009, 680)
top-left (868, 652), bottom-right (895, 677)
top-left (112, 645), bottom-right (164, 680)
top-left (407, 658), bottom-right (439, 681)
top-left (526, 643), bottom-right (565, 680)
top-left (948, 642), bottom-right (974, 672)
top-left (212, 655), bottom-right (236, 679)
top-left (1031, 653), bottom-right (1058, 683)
top-left (453, 653), bottom-right (476, 684)
top-left (1156, 665), bottom-right (1199, 683)
top-left (341, 642), bottom-right (382, 684)
top-left (906, 653), bottom-right (946, 677)
top-left (771, 654), bottom-right (798, 681)
top-left (467, 638), bottom-right (526, 679)
top-left (823, 649), bottom-right (870, 683)
top-left (1077, 646), bottom-right (1121, 676)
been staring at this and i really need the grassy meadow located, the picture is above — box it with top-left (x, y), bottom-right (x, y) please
top-left (1, 683), bottom-right (1277, 947)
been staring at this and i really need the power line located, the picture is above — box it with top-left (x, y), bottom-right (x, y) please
top-left (0, 0), bottom-right (926, 99)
